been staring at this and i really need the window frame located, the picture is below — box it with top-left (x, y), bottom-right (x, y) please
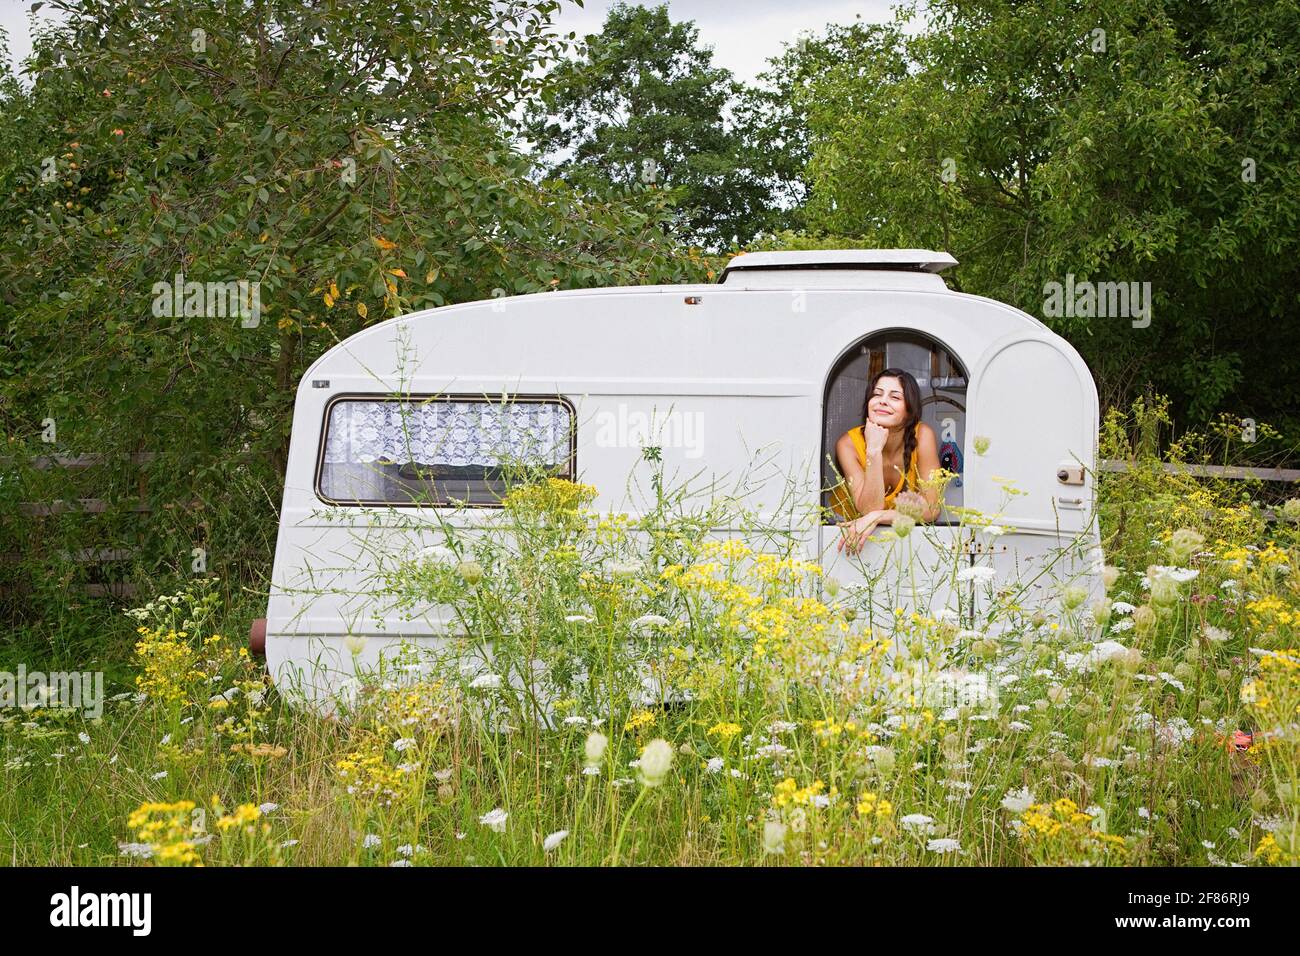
top-left (313, 392), bottom-right (578, 508)
top-left (820, 328), bottom-right (970, 527)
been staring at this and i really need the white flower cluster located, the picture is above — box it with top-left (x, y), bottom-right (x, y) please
top-left (892, 668), bottom-right (1000, 715)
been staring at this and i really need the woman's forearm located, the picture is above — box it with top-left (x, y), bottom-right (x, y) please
top-left (853, 459), bottom-right (886, 514)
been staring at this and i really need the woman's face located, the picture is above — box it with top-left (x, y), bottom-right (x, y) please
top-left (867, 376), bottom-right (909, 428)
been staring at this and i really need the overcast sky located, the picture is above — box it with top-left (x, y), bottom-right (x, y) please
top-left (1, 0), bottom-right (913, 84)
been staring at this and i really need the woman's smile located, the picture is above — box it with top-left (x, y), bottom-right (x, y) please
top-left (868, 395), bottom-right (906, 426)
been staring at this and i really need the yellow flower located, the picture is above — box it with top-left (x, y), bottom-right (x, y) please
top-left (855, 791), bottom-right (893, 817)
top-left (772, 777), bottom-right (825, 809)
top-left (624, 710), bottom-right (657, 732)
top-left (706, 721), bottom-right (742, 740)
top-left (126, 800), bottom-right (201, 866)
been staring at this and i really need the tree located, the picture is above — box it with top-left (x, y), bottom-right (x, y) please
top-left (523, 2), bottom-right (784, 251)
top-left (730, 18), bottom-right (909, 235)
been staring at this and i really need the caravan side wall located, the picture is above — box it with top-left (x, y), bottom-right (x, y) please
top-left (265, 285), bottom-right (1102, 701)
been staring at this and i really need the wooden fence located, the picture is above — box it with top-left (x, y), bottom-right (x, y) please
top-left (1098, 459), bottom-right (1300, 483)
top-left (3, 452), bottom-right (202, 600)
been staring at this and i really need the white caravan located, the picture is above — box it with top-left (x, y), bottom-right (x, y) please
top-left (254, 249), bottom-right (1104, 706)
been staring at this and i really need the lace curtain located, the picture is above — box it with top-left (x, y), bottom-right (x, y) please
top-left (322, 399), bottom-right (572, 467)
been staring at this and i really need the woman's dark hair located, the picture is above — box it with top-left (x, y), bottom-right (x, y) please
top-left (862, 367), bottom-right (923, 490)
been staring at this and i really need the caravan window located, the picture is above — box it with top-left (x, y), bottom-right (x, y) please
top-left (316, 395), bottom-right (575, 506)
top-left (822, 330), bottom-right (969, 522)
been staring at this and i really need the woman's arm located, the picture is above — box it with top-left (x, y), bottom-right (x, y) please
top-left (836, 431), bottom-right (885, 516)
top-left (841, 426), bottom-right (943, 552)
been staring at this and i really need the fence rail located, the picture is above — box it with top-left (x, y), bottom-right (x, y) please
top-left (3, 451), bottom-right (176, 602)
top-left (1098, 459), bottom-right (1300, 483)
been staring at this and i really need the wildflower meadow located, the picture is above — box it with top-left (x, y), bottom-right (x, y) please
top-left (2, 404), bottom-right (1298, 869)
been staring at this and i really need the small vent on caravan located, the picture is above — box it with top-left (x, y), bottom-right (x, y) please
top-left (718, 249), bottom-right (957, 291)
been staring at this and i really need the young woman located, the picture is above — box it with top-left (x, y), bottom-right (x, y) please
top-left (831, 367), bottom-right (942, 554)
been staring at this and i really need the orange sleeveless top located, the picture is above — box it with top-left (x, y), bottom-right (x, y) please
top-left (829, 423), bottom-right (920, 520)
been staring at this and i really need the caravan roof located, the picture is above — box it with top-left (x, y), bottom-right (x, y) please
top-left (718, 249), bottom-right (959, 291)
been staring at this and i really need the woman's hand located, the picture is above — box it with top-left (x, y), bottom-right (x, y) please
top-left (837, 509), bottom-right (895, 555)
top-left (863, 420), bottom-right (889, 456)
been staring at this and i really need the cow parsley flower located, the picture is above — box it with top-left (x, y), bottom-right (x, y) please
top-left (632, 614), bottom-right (671, 630)
top-left (584, 732), bottom-right (608, 768)
top-left (956, 566), bottom-right (996, 584)
top-left (1203, 624), bottom-right (1231, 644)
top-left (419, 545), bottom-right (457, 566)
top-left (763, 820), bottom-right (787, 855)
top-left (1001, 786), bottom-right (1035, 813)
top-left (900, 813), bottom-right (935, 834)
top-left (1062, 640), bottom-right (1137, 673)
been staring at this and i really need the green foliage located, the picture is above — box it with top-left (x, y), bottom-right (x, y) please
top-left (796, 0), bottom-right (1300, 437)
top-left (1096, 393), bottom-right (1291, 570)
top-left (0, 0), bottom-right (708, 619)
top-left (523, 2), bottom-right (791, 250)
top-left (731, 20), bottom-right (910, 238)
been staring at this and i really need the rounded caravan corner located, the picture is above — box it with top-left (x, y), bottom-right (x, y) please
top-left (947, 287), bottom-right (1100, 404)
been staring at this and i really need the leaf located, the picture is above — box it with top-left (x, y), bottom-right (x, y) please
top-left (329, 282), bottom-right (339, 299)
top-left (372, 236), bottom-right (397, 251)
top-left (356, 302), bottom-right (368, 319)
top-left (388, 268), bottom-right (407, 278)
top-left (323, 293), bottom-right (334, 308)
